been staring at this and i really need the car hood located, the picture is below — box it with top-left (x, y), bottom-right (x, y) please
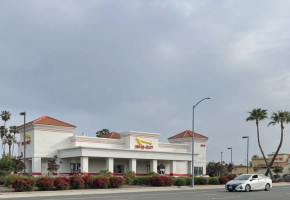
top-left (227, 180), bottom-right (247, 185)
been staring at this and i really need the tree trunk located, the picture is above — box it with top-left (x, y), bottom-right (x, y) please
top-left (256, 121), bottom-right (273, 178)
top-left (265, 123), bottom-right (284, 176)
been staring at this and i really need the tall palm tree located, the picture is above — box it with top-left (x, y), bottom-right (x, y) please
top-left (246, 108), bottom-right (273, 178)
top-left (265, 111), bottom-right (290, 176)
top-left (9, 126), bottom-right (19, 156)
top-left (4, 133), bottom-right (16, 157)
top-left (0, 126), bottom-right (8, 154)
top-left (1, 110), bottom-right (11, 154)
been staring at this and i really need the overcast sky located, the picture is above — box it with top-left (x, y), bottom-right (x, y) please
top-left (1, 0), bottom-right (290, 165)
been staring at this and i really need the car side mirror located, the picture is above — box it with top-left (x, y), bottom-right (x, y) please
top-left (250, 179), bottom-right (252, 181)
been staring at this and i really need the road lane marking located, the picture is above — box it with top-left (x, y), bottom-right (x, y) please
top-left (83, 191), bottom-right (216, 199)
top-left (212, 196), bottom-right (240, 200)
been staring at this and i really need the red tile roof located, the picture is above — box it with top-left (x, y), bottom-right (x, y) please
top-left (18, 116), bottom-right (76, 128)
top-left (101, 132), bottom-right (120, 139)
top-left (168, 130), bottom-right (208, 140)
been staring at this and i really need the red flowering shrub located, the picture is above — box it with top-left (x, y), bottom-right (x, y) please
top-left (93, 177), bottom-right (109, 189)
top-left (54, 177), bottom-right (70, 190)
top-left (83, 175), bottom-right (94, 189)
top-left (219, 176), bottom-right (229, 184)
top-left (285, 179), bottom-right (290, 182)
top-left (226, 174), bottom-right (237, 181)
top-left (109, 177), bottom-right (124, 188)
top-left (149, 175), bottom-right (173, 186)
top-left (12, 177), bottom-right (36, 192)
top-left (36, 177), bottom-right (54, 191)
top-left (70, 175), bottom-right (84, 189)
top-left (271, 178), bottom-right (279, 183)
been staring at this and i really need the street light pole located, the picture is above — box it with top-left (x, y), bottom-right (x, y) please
top-left (227, 147), bottom-right (232, 164)
top-left (20, 112), bottom-right (26, 174)
top-left (227, 147), bottom-right (233, 174)
top-left (191, 97), bottom-right (212, 188)
top-left (221, 151), bottom-right (223, 163)
top-left (242, 136), bottom-right (249, 174)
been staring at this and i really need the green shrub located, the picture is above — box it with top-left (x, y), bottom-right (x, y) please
top-left (4, 174), bottom-right (19, 187)
top-left (132, 177), bottom-right (150, 185)
top-left (195, 177), bottom-right (208, 185)
top-left (147, 171), bottom-right (158, 177)
top-left (54, 177), bottom-right (70, 190)
top-left (36, 177), bottom-right (54, 191)
top-left (109, 177), bottom-right (124, 188)
top-left (185, 177), bottom-right (192, 186)
top-left (98, 170), bottom-right (112, 177)
top-left (208, 177), bottom-right (219, 185)
top-left (174, 177), bottom-right (186, 186)
top-left (69, 175), bottom-right (84, 189)
top-left (123, 171), bottom-right (135, 184)
top-left (12, 177), bottom-right (36, 192)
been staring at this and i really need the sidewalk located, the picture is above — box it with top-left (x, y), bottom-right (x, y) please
top-left (0, 182), bottom-right (289, 199)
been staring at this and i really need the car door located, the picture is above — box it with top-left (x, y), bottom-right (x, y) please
top-left (257, 175), bottom-right (267, 190)
top-left (250, 175), bottom-right (260, 190)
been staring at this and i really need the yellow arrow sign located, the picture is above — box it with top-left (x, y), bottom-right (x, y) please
top-left (136, 137), bottom-right (152, 145)
top-left (22, 134), bottom-right (31, 139)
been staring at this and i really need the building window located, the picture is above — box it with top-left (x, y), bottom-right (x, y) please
top-left (194, 167), bottom-right (203, 176)
top-left (114, 165), bottom-right (124, 173)
top-left (70, 163), bottom-right (81, 173)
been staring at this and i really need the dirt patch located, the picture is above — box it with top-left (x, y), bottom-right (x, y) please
top-left (0, 185), bottom-right (14, 193)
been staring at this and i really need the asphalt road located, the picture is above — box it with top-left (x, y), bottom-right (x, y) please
top-left (4, 185), bottom-right (290, 200)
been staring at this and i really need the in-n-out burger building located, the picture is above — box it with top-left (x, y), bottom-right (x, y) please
top-left (18, 116), bottom-right (208, 176)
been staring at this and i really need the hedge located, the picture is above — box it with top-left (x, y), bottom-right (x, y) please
top-left (12, 177), bottom-right (36, 192)
top-left (132, 177), bottom-right (150, 185)
top-left (149, 175), bottom-right (173, 186)
top-left (174, 177), bottom-right (186, 186)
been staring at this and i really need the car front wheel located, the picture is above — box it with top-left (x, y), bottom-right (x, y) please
top-left (264, 183), bottom-right (270, 191)
top-left (245, 184), bottom-right (251, 192)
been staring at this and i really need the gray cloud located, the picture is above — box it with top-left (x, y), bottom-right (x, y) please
top-left (1, 0), bottom-right (290, 164)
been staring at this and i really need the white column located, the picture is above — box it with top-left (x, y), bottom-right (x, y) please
top-left (81, 157), bottom-right (89, 175)
top-left (188, 161), bottom-right (192, 174)
top-left (106, 157), bottom-right (114, 173)
top-left (150, 159), bottom-right (157, 173)
top-left (170, 160), bottom-right (176, 176)
top-left (129, 158), bottom-right (137, 172)
top-left (32, 157), bottom-right (41, 176)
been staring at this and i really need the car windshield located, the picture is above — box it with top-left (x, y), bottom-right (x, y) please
top-left (235, 175), bottom-right (252, 180)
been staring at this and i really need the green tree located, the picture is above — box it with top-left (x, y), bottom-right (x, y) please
top-left (96, 129), bottom-right (110, 137)
top-left (273, 166), bottom-right (283, 179)
top-left (9, 126), bottom-right (19, 156)
top-left (265, 111), bottom-right (290, 176)
top-left (1, 110), bottom-right (11, 154)
top-left (0, 154), bottom-right (14, 173)
top-left (0, 126), bottom-right (8, 153)
top-left (246, 108), bottom-right (273, 178)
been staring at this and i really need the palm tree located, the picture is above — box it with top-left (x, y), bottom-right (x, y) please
top-left (4, 133), bottom-right (16, 157)
top-left (0, 126), bottom-right (8, 154)
top-left (265, 111), bottom-right (290, 176)
top-left (9, 126), bottom-right (19, 156)
top-left (1, 110), bottom-right (11, 154)
top-left (246, 108), bottom-right (273, 178)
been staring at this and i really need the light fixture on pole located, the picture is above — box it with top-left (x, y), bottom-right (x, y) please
top-left (242, 136), bottom-right (249, 174)
top-left (191, 97), bottom-right (212, 188)
top-left (20, 112), bottom-right (26, 174)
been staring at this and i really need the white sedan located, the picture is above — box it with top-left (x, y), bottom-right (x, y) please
top-left (225, 174), bottom-right (272, 192)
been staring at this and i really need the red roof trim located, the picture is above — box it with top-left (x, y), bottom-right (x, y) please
top-left (18, 116), bottom-right (76, 128)
top-left (101, 132), bottom-right (120, 139)
top-left (168, 130), bottom-right (208, 139)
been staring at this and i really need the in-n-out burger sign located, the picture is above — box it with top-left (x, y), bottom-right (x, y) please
top-left (135, 137), bottom-right (153, 150)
